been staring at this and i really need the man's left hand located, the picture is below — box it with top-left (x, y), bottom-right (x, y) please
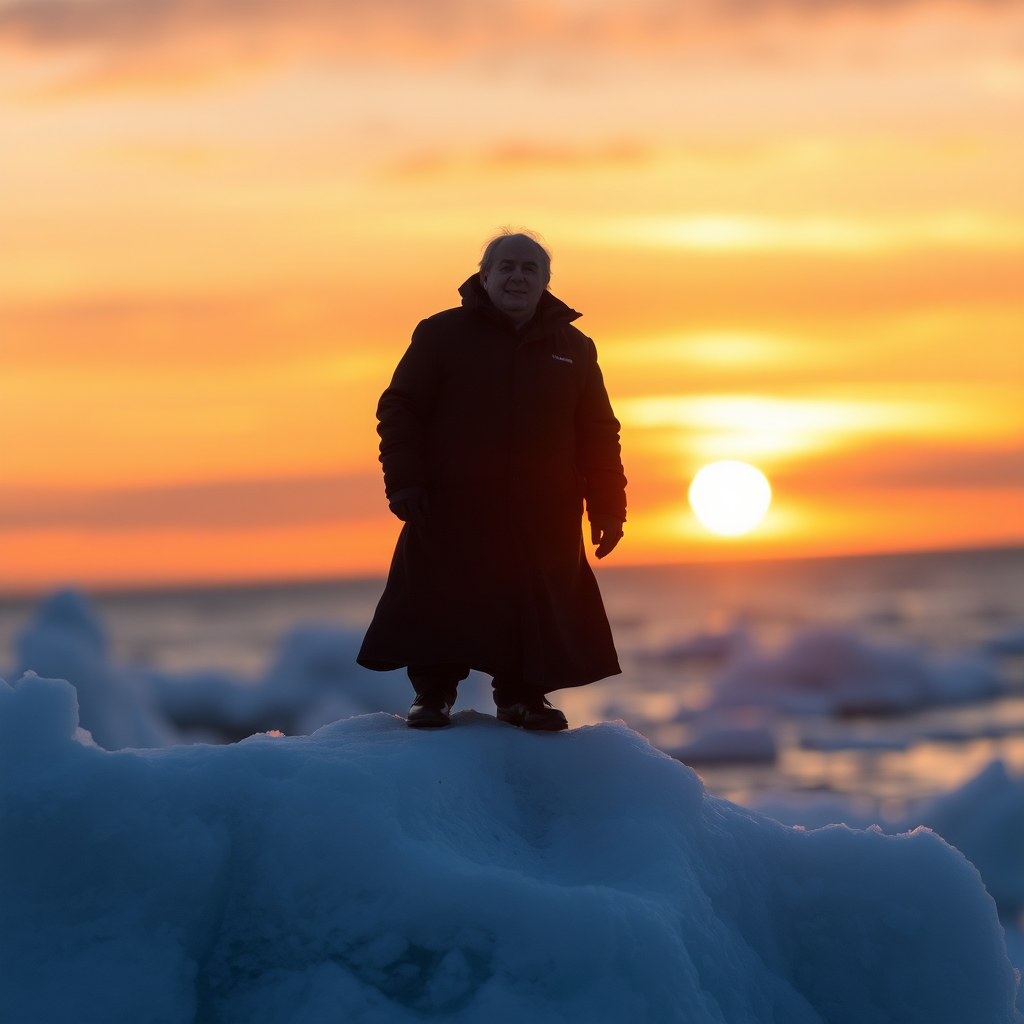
top-left (590, 515), bottom-right (624, 559)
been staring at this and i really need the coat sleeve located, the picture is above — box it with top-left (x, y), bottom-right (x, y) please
top-left (376, 321), bottom-right (441, 498)
top-left (575, 337), bottom-right (627, 522)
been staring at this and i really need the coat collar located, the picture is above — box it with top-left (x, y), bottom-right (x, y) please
top-left (458, 275), bottom-right (582, 342)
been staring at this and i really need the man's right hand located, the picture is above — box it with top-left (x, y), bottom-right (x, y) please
top-left (388, 487), bottom-right (431, 532)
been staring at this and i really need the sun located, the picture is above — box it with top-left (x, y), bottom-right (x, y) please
top-left (688, 461), bottom-right (772, 536)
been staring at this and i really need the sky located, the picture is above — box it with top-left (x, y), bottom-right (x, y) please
top-left (1, 0), bottom-right (1022, 590)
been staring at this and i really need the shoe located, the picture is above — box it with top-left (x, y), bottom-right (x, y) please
top-left (406, 692), bottom-right (454, 728)
top-left (495, 696), bottom-right (568, 732)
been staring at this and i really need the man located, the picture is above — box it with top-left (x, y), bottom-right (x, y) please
top-left (357, 229), bottom-right (627, 731)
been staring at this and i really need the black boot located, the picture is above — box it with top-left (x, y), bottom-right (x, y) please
top-left (406, 664), bottom-right (466, 729)
top-left (406, 690), bottom-right (455, 728)
top-left (495, 694), bottom-right (568, 732)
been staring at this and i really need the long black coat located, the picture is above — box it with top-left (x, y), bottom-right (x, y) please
top-left (357, 276), bottom-right (627, 692)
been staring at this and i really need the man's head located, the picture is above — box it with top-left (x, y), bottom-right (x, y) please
top-left (478, 230), bottom-right (551, 327)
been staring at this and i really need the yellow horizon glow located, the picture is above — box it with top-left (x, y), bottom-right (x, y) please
top-left (588, 214), bottom-right (1024, 254)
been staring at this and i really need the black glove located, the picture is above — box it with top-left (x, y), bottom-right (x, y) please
top-left (388, 487), bottom-right (430, 532)
top-left (590, 514), bottom-right (624, 559)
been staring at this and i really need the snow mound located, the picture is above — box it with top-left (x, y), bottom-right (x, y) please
top-left (2, 674), bottom-right (1020, 1024)
top-left (711, 628), bottom-right (1000, 716)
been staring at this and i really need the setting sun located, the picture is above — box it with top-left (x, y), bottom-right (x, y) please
top-left (688, 462), bottom-right (773, 537)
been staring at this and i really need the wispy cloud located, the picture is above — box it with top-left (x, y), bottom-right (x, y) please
top-left (0, 472), bottom-right (385, 529)
top-left (616, 392), bottom-right (1023, 463)
top-left (387, 140), bottom-right (652, 181)
top-left (0, 0), bottom-right (1014, 91)
top-left (602, 333), bottom-right (810, 370)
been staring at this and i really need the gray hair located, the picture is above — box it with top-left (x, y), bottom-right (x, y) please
top-left (479, 228), bottom-right (552, 284)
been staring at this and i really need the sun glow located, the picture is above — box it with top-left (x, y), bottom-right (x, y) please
top-left (688, 461), bottom-right (773, 537)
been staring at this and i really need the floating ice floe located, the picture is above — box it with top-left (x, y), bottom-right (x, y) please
top-left (710, 628), bottom-right (1001, 716)
top-left (798, 732), bottom-right (910, 752)
top-left (668, 709), bottom-right (779, 764)
top-left (671, 724), bottom-right (778, 764)
top-left (639, 625), bottom-right (753, 664)
top-left (1, 672), bottom-right (1020, 1024)
top-left (986, 627), bottom-right (1024, 657)
top-left (145, 625), bottom-right (411, 741)
top-left (9, 590), bottom-right (415, 748)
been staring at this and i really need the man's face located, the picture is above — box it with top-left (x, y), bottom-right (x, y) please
top-left (480, 237), bottom-right (548, 326)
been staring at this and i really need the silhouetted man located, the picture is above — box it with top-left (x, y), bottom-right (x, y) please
top-left (357, 230), bottom-right (627, 730)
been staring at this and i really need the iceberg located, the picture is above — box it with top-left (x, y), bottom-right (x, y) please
top-left (1, 673), bottom-right (1020, 1024)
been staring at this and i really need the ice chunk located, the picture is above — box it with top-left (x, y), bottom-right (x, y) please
top-left (1, 673), bottom-right (1019, 1024)
top-left (13, 590), bottom-right (174, 750)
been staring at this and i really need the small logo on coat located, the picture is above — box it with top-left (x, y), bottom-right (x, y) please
top-left (551, 354), bottom-right (573, 364)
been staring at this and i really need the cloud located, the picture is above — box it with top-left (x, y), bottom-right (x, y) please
top-left (0, 0), bottom-right (1014, 92)
top-left (387, 139), bottom-right (652, 181)
top-left (0, 472), bottom-right (387, 530)
top-left (772, 443), bottom-right (1024, 489)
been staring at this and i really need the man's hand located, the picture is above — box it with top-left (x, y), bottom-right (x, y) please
top-left (388, 487), bottom-right (431, 532)
top-left (590, 514), bottom-right (624, 559)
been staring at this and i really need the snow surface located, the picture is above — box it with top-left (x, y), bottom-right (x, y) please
top-left (2, 673), bottom-right (1021, 1024)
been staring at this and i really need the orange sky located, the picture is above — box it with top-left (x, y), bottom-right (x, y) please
top-left (1, 0), bottom-right (1022, 590)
